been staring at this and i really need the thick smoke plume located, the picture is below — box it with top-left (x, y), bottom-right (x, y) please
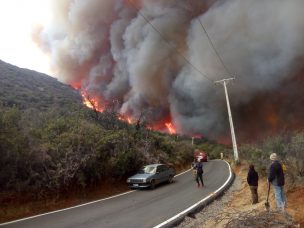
top-left (35, 0), bottom-right (304, 140)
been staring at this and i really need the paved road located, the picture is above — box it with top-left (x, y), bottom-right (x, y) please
top-left (1, 160), bottom-right (231, 228)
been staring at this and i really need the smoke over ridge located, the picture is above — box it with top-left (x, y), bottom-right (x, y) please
top-left (35, 0), bottom-right (304, 140)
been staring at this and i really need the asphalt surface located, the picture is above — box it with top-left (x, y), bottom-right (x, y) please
top-left (1, 160), bottom-right (231, 228)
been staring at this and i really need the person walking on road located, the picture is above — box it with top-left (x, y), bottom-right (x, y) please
top-left (268, 153), bottom-right (286, 211)
top-left (247, 164), bottom-right (259, 204)
top-left (191, 159), bottom-right (197, 179)
top-left (195, 159), bottom-right (204, 188)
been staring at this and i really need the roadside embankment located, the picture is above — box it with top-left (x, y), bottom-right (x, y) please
top-left (176, 161), bottom-right (303, 227)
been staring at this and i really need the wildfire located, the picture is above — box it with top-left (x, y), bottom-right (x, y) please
top-left (165, 122), bottom-right (176, 134)
top-left (118, 114), bottom-right (135, 124)
top-left (81, 91), bottom-right (104, 112)
top-left (80, 89), bottom-right (178, 135)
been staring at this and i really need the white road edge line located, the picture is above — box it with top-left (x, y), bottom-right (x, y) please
top-left (175, 168), bottom-right (192, 177)
top-left (0, 168), bottom-right (192, 226)
top-left (0, 190), bottom-right (135, 226)
top-left (153, 160), bottom-right (232, 228)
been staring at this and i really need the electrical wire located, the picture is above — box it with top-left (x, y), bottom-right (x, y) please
top-left (196, 17), bottom-right (233, 78)
top-left (127, 0), bottom-right (215, 85)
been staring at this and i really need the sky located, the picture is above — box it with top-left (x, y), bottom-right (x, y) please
top-left (0, 0), bottom-right (52, 75)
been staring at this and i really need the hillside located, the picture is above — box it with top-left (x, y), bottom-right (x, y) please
top-left (1, 60), bottom-right (227, 223)
top-left (0, 60), bottom-right (82, 111)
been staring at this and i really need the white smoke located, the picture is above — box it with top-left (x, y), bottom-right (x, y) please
top-left (35, 0), bottom-right (304, 137)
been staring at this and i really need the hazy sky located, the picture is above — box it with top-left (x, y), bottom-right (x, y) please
top-left (0, 0), bottom-right (52, 75)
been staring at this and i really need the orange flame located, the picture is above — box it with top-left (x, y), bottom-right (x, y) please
top-left (118, 114), bottom-right (135, 124)
top-left (79, 88), bottom-right (179, 135)
top-left (127, 117), bottom-right (132, 124)
top-left (81, 91), bottom-right (104, 112)
top-left (165, 122), bottom-right (176, 134)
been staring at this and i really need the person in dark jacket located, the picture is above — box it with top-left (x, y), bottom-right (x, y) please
top-left (247, 164), bottom-right (259, 204)
top-left (195, 159), bottom-right (204, 187)
top-left (268, 153), bottom-right (286, 211)
top-left (191, 159), bottom-right (197, 179)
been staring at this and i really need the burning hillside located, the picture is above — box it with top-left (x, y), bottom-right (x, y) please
top-left (34, 0), bottom-right (304, 140)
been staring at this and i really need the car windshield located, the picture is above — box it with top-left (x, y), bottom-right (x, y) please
top-left (138, 166), bottom-right (156, 174)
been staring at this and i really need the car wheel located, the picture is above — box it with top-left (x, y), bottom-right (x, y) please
top-left (150, 180), bottom-right (156, 189)
top-left (168, 175), bottom-right (174, 184)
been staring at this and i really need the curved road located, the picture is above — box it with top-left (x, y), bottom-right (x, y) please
top-left (1, 160), bottom-right (231, 228)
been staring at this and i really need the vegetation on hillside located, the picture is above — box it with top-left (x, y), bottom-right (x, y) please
top-left (0, 60), bottom-right (82, 111)
top-left (0, 103), bottom-right (226, 199)
top-left (0, 60), bottom-right (225, 200)
top-left (0, 106), bottom-right (185, 194)
top-left (239, 132), bottom-right (304, 187)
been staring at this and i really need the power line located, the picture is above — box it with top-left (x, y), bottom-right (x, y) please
top-left (184, 1), bottom-right (239, 158)
top-left (127, 0), bottom-right (214, 84)
top-left (197, 17), bottom-right (233, 77)
top-left (185, 1), bottom-right (234, 78)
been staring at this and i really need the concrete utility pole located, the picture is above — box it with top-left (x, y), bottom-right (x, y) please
top-left (215, 77), bottom-right (239, 162)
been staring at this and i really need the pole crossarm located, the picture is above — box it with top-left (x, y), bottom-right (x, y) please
top-left (214, 77), bottom-right (235, 84)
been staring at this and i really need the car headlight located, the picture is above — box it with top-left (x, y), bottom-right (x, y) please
top-left (127, 179), bottom-right (131, 183)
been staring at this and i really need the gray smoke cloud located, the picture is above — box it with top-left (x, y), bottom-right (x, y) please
top-left (35, 0), bottom-right (304, 138)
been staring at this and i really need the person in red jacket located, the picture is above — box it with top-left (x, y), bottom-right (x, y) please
top-left (247, 164), bottom-right (259, 204)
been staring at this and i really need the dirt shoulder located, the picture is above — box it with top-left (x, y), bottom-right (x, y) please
top-left (0, 181), bottom-right (130, 224)
top-left (177, 162), bottom-right (304, 227)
